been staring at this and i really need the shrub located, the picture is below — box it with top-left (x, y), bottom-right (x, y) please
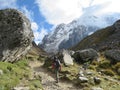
top-left (112, 62), bottom-right (120, 75)
top-left (29, 79), bottom-right (43, 90)
top-left (102, 69), bottom-right (115, 76)
top-left (114, 62), bottom-right (120, 69)
top-left (43, 57), bottom-right (53, 67)
top-left (116, 76), bottom-right (120, 80)
top-left (88, 65), bottom-right (96, 71)
top-left (91, 60), bottom-right (99, 66)
top-left (98, 60), bottom-right (110, 69)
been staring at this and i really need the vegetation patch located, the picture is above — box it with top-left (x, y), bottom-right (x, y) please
top-left (0, 57), bottom-right (30, 90)
top-left (111, 62), bottom-right (120, 75)
top-left (29, 79), bottom-right (43, 90)
top-left (60, 63), bottom-right (79, 81)
top-left (88, 65), bottom-right (96, 71)
top-left (102, 69), bottom-right (115, 76)
top-left (43, 57), bottom-right (53, 68)
top-left (98, 60), bottom-right (111, 69)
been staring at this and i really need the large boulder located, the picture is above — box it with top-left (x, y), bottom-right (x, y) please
top-left (0, 9), bottom-right (34, 62)
top-left (62, 50), bottom-right (74, 66)
top-left (73, 48), bottom-right (99, 63)
top-left (105, 50), bottom-right (120, 63)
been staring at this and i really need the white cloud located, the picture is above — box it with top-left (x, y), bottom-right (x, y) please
top-left (20, 6), bottom-right (34, 21)
top-left (36, 0), bottom-right (82, 25)
top-left (34, 27), bottom-right (48, 44)
top-left (31, 22), bottom-right (39, 31)
top-left (20, 6), bottom-right (43, 44)
top-left (36, 0), bottom-right (120, 25)
top-left (0, 0), bottom-right (17, 9)
top-left (20, 7), bottom-right (45, 44)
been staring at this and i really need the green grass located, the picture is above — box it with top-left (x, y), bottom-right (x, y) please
top-left (29, 79), bottom-right (43, 90)
top-left (0, 58), bottom-right (30, 90)
top-left (60, 63), bottom-right (79, 81)
top-left (98, 60), bottom-right (111, 69)
top-left (102, 69), bottom-right (115, 76)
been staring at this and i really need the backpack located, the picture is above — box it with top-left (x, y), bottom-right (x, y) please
top-left (55, 59), bottom-right (61, 68)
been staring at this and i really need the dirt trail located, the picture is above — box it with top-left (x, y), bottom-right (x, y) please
top-left (29, 61), bottom-right (80, 90)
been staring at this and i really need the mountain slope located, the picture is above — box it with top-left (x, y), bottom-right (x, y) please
top-left (72, 20), bottom-right (120, 51)
top-left (40, 13), bottom-right (120, 53)
top-left (27, 41), bottom-right (47, 56)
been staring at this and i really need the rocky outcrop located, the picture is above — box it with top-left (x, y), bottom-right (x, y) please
top-left (0, 9), bottom-right (34, 62)
top-left (73, 48), bottom-right (99, 63)
top-left (105, 50), bottom-right (120, 63)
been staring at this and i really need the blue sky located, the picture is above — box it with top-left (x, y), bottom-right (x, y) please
top-left (0, 0), bottom-right (120, 44)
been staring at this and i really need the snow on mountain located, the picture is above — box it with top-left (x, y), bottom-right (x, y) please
top-left (40, 13), bottom-right (120, 53)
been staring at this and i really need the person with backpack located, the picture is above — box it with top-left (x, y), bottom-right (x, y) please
top-left (52, 56), bottom-right (61, 83)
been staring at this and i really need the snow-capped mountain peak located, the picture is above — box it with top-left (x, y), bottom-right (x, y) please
top-left (40, 13), bottom-right (120, 53)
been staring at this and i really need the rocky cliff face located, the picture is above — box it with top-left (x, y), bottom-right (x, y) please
top-left (0, 9), bottom-right (34, 62)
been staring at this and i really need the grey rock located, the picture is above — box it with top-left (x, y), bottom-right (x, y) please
top-left (73, 48), bottom-right (99, 63)
top-left (79, 70), bottom-right (84, 77)
top-left (13, 87), bottom-right (29, 90)
top-left (0, 9), bottom-right (34, 62)
top-left (86, 71), bottom-right (93, 75)
top-left (0, 69), bottom-right (3, 75)
top-left (79, 76), bottom-right (88, 83)
top-left (91, 87), bottom-right (103, 90)
top-left (93, 77), bottom-right (101, 84)
top-left (105, 50), bottom-right (120, 63)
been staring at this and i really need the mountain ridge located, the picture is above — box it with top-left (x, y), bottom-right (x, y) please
top-left (40, 13), bottom-right (120, 53)
top-left (72, 20), bottom-right (120, 51)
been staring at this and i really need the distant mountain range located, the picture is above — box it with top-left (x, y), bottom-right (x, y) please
top-left (40, 13), bottom-right (120, 53)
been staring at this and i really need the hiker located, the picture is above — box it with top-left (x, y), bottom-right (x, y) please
top-left (52, 56), bottom-right (61, 83)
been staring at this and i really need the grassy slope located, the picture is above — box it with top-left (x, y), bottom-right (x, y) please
top-left (0, 57), bottom-right (30, 89)
top-left (0, 44), bottom-right (45, 90)
top-left (0, 56), bottom-right (45, 90)
top-left (72, 26), bottom-right (115, 51)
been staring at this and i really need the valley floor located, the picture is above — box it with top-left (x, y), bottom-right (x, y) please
top-left (29, 60), bottom-right (80, 90)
